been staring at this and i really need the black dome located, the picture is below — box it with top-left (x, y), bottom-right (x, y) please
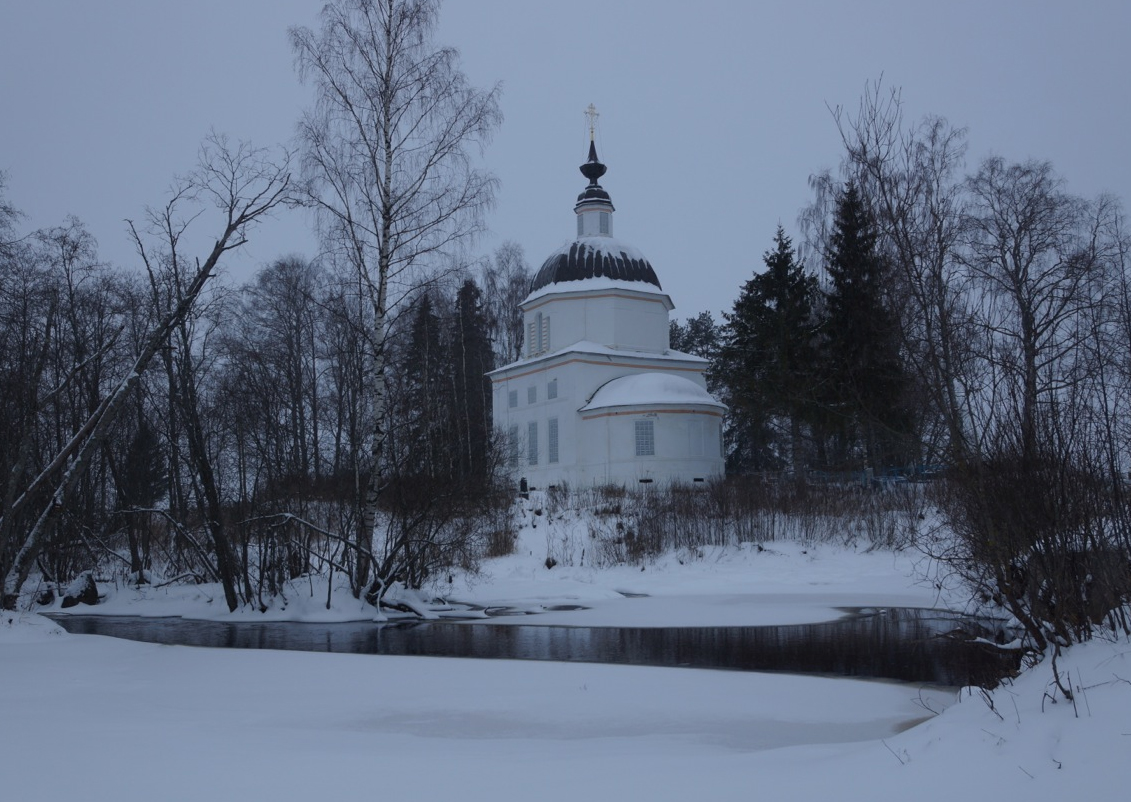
top-left (531, 237), bottom-right (662, 292)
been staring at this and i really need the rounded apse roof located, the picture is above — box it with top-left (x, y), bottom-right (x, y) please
top-left (531, 236), bottom-right (662, 292)
top-left (580, 373), bottom-right (725, 412)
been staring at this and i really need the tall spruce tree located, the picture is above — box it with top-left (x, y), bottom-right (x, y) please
top-left (450, 278), bottom-right (493, 486)
top-left (401, 291), bottom-right (448, 479)
top-left (822, 183), bottom-right (913, 472)
top-left (720, 226), bottom-right (818, 471)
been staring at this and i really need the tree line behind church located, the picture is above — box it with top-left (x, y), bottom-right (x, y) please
top-left (681, 188), bottom-right (915, 478)
top-left (680, 86), bottom-right (1131, 496)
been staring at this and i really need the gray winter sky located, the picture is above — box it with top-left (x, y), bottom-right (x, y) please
top-left (2, 0), bottom-right (1129, 320)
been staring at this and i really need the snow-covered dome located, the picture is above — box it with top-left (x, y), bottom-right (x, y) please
top-left (580, 373), bottom-right (725, 412)
top-left (531, 237), bottom-right (661, 292)
top-left (530, 140), bottom-right (662, 294)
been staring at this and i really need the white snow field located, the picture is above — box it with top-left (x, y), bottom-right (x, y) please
top-left (3, 609), bottom-right (1129, 801)
top-left (3, 522), bottom-right (1129, 800)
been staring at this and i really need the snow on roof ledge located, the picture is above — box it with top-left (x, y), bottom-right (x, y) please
top-left (581, 372), bottom-right (725, 411)
top-left (488, 341), bottom-right (709, 376)
top-left (523, 276), bottom-right (672, 307)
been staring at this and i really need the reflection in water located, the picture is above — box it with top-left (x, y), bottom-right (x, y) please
top-left (51, 608), bottom-right (1019, 686)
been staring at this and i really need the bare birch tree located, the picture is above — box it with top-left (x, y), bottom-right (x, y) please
top-left (290, 0), bottom-right (500, 605)
top-left (482, 241), bottom-right (531, 366)
top-left (963, 157), bottom-right (1116, 460)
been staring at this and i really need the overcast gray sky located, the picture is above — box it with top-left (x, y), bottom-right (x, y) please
top-left (2, 0), bottom-right (1129, 319)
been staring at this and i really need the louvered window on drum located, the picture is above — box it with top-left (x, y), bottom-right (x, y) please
top-left (599, 211), bottom-right (610, 234)
top-left (527, 312), bottom-right (550, 356)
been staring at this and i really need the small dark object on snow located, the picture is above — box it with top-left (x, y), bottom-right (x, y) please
top-left (35, 587), bottom-right (55, 606)
top-left (544, 557), bottom-right (557, 570)
top-left (61, 572), bottom-right (99, 608)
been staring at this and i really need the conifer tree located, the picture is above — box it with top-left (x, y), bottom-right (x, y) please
top-left (822, 183), bottom-right (913, 472)
top-left (401, 291), bottom-right (448, 479)
top-left (720, 226), bottom-right (818, 470)
top-left (670, 311), bottom-right (721, 361)
top-left (450, 278), bottom-right (493, 486)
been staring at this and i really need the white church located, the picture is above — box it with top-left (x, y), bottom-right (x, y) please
top-left (489, 131), bottom-right (726, 489)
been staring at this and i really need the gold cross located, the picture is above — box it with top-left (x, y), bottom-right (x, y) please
top-left (585, 103), bottom-right (599, 141)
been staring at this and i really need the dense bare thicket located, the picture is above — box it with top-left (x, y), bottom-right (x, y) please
top-left (1, 139), bottom-right (293, 609)
top-left (1, 132), bottom-right (519, 614)
top-left (1, 1), bottom-right (514, 615)
top-left (537, 479), bottom-right (923, 569)
top-left (803, 80), bottom-right (1131, 650)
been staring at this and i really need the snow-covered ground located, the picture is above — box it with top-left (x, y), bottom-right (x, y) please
top-left (37, 500), bottom-right (956, 627)
top-left (3, 512), bottom-right (1129, 800)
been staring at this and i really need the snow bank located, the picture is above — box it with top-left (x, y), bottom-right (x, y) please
top-left (0, 610), bottom-right (66, 643)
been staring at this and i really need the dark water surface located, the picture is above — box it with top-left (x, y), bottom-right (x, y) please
top-left (50, 608), bottom-right (1018, 686)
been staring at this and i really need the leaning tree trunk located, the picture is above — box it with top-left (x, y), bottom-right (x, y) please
top-left (2, 149), bottom-right (289, 609)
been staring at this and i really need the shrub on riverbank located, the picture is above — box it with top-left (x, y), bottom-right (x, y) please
top-left (536, 476), bottom-right (925, 568)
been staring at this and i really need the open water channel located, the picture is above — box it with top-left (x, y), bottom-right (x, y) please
top-left (51, 607), bottom-right (1019, 686)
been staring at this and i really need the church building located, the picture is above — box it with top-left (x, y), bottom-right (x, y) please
top-left (488, 129), bottom-right (726, 489)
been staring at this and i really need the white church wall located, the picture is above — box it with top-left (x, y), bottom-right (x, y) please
top-left (522, 288), bottom-right (672, 357)
top-left (609, 295), bottom-right (669, 353)
top-left (576, 409), bottom-right (724, 486)
top-left (522, 296), bottom-right (583, 356)
top-left (492, 359), bottom-right (590, 490)
top-left (493, 358), bottom-right (724, 489)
